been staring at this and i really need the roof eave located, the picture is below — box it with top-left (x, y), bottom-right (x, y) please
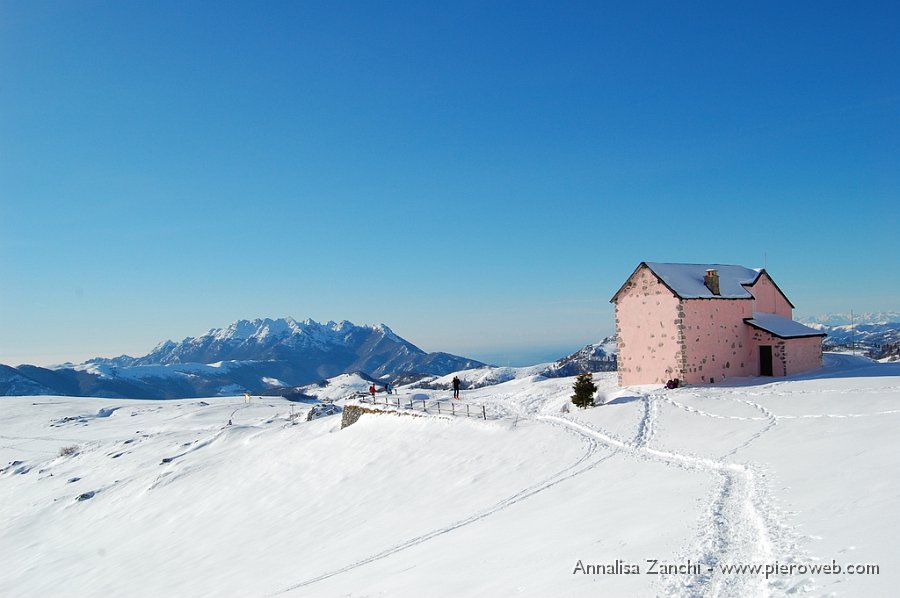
top-left (743, 318), bottom-right (828, 340)
top-left (610, 262), bottom-right (682, 303)
top-left (610, 262), bottom-right (647, 303)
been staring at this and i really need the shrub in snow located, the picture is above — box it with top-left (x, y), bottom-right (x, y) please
top-left (571, 373), bottom-right (597, 409)
top-left (58, 445), bottom-right (79, 457)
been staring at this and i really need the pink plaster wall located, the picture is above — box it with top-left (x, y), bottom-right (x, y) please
top-left (680, 299), bottom-right (755, 383)
top-left (615, 265), bottom-right (683, 385)
top-left (784, 335), bottom-right (823, 374)
top-left (746, 273), bottom-right (793, 317)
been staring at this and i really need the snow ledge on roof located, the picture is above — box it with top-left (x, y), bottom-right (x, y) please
top-left (745, 312), bottom-right (828, 339)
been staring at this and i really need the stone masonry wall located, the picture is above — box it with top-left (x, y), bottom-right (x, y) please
top-left (615, 265), bottom-right (683, 385)
top-left (340, 403), bottom-right (425, 429)
top-left (786, 335), bottom-right (823, 374)
top-left (749, 328), bottom-right (787, 376)
top-left (681, 298), bottom-right (756, 383)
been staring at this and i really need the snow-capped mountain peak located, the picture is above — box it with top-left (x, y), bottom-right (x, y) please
top-left (374, 323), bottom-right (402, 343)
top-left (20, 318), bottom-right (487, 398)
top-left (210, 317), bottom-right (300, 343)
top-left (800, 311), bottom-right (900, 327)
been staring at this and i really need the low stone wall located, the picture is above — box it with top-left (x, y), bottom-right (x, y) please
top-left (340, 404), bottom-right (369, 428)
top-left (340, 403), bottom-right (426, 429)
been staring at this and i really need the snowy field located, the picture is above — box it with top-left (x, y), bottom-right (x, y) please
top-left (1, 354), bottom-right (898, 597)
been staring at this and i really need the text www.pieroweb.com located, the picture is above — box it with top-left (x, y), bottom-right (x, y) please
top-left (573, 558), bottom-right (880, 579)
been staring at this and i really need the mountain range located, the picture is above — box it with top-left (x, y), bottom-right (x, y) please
top-left (0, 318), bottom-right (487, 399)
top-left (7, 311), bottom-right (893, 399)
top-left (805, 322), bottom-right (900, 360)
top-left (797, 312), bottom-right (899, 360)
top-left (799, 311), bottom-right (900, 327)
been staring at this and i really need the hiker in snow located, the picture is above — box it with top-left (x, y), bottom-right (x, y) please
top-left (369, 384), bottom-right (376, 400)
top-left (452, 376), bottom-right (461, 399)
top-left (386, 382), bottom-right (393, 395)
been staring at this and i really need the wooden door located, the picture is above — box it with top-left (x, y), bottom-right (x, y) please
top-left (760, 345), bottom-right (773, 376)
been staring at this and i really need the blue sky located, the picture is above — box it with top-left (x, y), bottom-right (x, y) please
top-left (1, 0), bottom-right (898, 367)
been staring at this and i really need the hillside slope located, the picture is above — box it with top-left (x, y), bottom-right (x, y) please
top-left (1, 354), bottom-right (897, 597)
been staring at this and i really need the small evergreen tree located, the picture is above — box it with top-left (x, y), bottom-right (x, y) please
top-left (571, 373), bottom-right (597, 409)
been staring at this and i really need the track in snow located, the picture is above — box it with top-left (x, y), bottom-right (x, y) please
top-left (268, 417), bottom-right (613, 595)
top-left (632, 394), bottom-right (659, 448)
top-left (272, 385), bottom-right (810, 597)
top-left (540, 411), bottom-right (803, 598)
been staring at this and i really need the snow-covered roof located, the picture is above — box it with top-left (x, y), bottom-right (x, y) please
top-left (745, 312), bottom-right (827, 339)
top-left (642, 262), bottom-right (761, 299)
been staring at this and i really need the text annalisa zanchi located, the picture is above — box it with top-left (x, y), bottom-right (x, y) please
top-left (573, 559), bottom-right (693, 576)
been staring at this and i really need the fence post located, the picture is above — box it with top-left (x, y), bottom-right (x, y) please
top-left (482, 405), bottom-right (486, 420)
top-left (438, 403), bottom-right (441, 414)
top-left (422, 400), bottom-right (426, 411)
top-left (452, 403), bottom-right (455, 416)
top-left (467, 404), bottom-right (470, 417)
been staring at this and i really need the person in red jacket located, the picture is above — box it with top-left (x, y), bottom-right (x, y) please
top-left (369, 384), bottom-right (376, 400)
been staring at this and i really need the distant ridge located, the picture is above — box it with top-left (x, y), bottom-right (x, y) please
top-left (800, 312), bottom-right (900, 327)
top-left (1, 318), bottom-right (486, 399)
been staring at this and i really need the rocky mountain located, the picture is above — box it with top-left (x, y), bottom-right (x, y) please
top-left (409, 337), bottom-right (619, 391)
top-left (1, 318), bottom-right (486, 399)
top-left (540, 338), bottom-right (618, 378)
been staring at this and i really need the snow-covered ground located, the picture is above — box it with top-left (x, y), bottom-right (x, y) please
top-left (1, 354), bottom-right (898, 597)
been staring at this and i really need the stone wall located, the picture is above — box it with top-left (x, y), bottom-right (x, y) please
top-left (340, 404), bottom-right (370, 429)
top-left (681, 298), bottom-right (756, 383)
top-left (614, 265), bottom-right (684, 385)
top-left (783, 335), bottom-right (823, 375)
top-left (749, 328), bottom-right (786, 376)
top-left (748, 330), bottom-right (823, 377)
top-left (340, 403), bottom-right (425, 429)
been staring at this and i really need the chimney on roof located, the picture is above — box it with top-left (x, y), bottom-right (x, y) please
top-left (704, 269), bottom-right (720, 295)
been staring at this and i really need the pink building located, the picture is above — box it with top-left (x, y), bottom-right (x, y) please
top-left (610, 262), bottom-right (826, 386)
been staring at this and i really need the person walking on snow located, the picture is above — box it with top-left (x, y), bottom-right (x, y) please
top-left (369, 384), bottom-right (376, 400)
top-left (452, 376), bottom-right (461, 399)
